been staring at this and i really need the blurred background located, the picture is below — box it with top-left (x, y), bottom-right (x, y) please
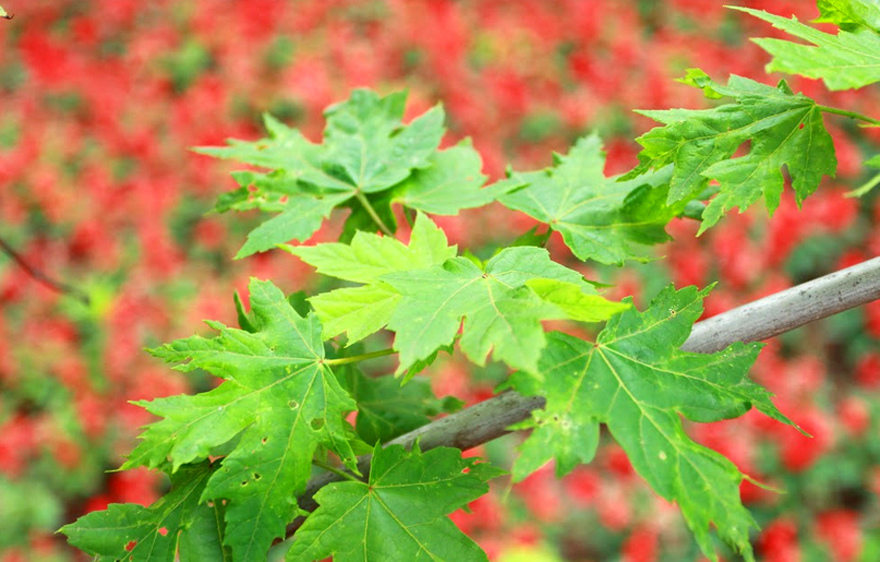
top-left (0, 1), bottom-right (879, 560)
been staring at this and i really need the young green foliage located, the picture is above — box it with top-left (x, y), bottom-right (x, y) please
top-left (61, 37), bottom-right (853, 558)
top-left (127, 279), bottom-right (359, 561)
top-left (199, 90), bottom-right (518, 258)
top-left (290, 212), bottom-right (628, 374)
top-left (508, 286), bottom-right (799, 562)
top-left (500, 134), bottom-right (680, 264)
top-left (284, 212), bottom-right (457, 344)
top-left (390, 140), bottom-right (520, 215)
top-left (815, 0), bottom-right (880, 30)
top-left (60, 463), bottom-right (227, 561)
top-left (197, 90), bottom-right (445, 257)
top-left (286, 444), bottom-right (504, 562)
top-left (735, 5), bottom-right (880, 90)
top-left (383, 245), bottom-right (629, 375)
top-left (625, 70), bottom-right (836, 232)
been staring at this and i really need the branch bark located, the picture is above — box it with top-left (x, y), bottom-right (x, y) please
top-left (286, 256), bottom-right (880, 540)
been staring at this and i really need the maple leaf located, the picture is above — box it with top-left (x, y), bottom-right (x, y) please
top-left (383, 246), bottom-right (629, 374)
top-left (815, 0), bottom-right (880, 31)
top-left (341, 368), bottom-right (463, 444)
top-left (508, 285), bottom-right (799, 561)
top-left (625, 70), bottom-right (836, 233)
top-left (286, 444), bottom-right (504, 562)
top-left (127, 279), bottom-right (358, 561)
top-left (390, 140), bottom-right (522, 215)
top-left (500, 134), bottom-right (679, 264)
top-left (60, 463), bottom-right (228, 561)
top-left (284, 212), bottom-right (457, 343)
top-left (196, 90), bottom-right (445, 257)
top-left (735, 6), bottom-right (880, 91)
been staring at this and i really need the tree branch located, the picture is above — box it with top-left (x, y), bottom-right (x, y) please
top-left (285, 256), bottom-right (880, 541)
top-left (0, 234), bottom-right (90, 304)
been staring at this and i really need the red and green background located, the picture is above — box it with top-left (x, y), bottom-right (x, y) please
top-left (0, 1), bottom-right (878, 560)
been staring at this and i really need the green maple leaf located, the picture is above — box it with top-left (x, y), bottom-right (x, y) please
top-left (127, 279), bottom-right (358, 561)
top-left (815, 0), bottom-right (880, 31)
top-left (286, 444), bottom-right (504, 562)
top-left (342, 368), bottom-right (463, 444)
top-left (60, 463), bottom-right (229, 561)
top-left (500, 134), bottom-right (679, 264)
top-left (383, 246), bottom-right (629, 374)
top-left (196, 89), bottom-right (445, 257)
top-left (391, 140), bottom-right (521, 214)
top-left (509, 285), bottom-right (799, 561)
top-left (734, 7), bottom-right (880, 90)
top-left (285, 212), bottom-right (457, 344)
top-left (626, 70), bottom-right (836, 233)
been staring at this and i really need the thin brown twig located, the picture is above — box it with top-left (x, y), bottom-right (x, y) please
top-left (0, 234), bottom-right (90, 304)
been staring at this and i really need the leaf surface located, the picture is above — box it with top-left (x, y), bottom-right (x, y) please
top-left (286, 213), bottom-right (456, 343)
top-left (197, 90), bottom-right (445, 257)
top-left (735, 7), bottom-right (880, 90)
top-left (627, 70), bottom-right (836, 232)
top-left (815, 0), bottom-right (880, 30)
top-left (286, 445), bottom-right (503, 562)
top-left (60, 464), bottom-right (228, 562)
top-left (500, 135), bottom-right (678, 264)
top-left (128, 279), bottom-right (357, 561)
top-left (391, 142), bottom-right (520, 214)
top-left (509, 286), bottom-right (798, 561)
top-left (384, 246), bottom-right (626, 374)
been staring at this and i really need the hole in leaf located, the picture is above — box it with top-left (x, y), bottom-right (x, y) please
top-left (261, 437), bottom-right (268, 444)
top-left (125, 541), bottom-right (137, 552)
top-left (311, 418), bottom-right (325, 430)
top-left (158, 527), bottom-right (168, 536)
top-left (289, 400), bottom-right (299, 410)
top-left (241, 481), bottom-right (248, 486)
top-left (253, 473), bottom-right (261, 480)
top-left (461, 467), bottom-right (470, 474)
top-left (207, 501), bottom-right (215, 507)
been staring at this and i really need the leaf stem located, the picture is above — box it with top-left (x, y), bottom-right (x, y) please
top-left (312, 459), bottom-right (362, 483)
top-left (818, 105), bottom-right (880, 127)
top-left (846, 170), bottom-right (880, 198)
top-left (323, 348), bottom-right (395, 366)
top-left (355, 191), bottom-right (394, 236)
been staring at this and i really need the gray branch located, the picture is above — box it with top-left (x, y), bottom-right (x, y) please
top-left (286, 256), bottom-right (880, 539)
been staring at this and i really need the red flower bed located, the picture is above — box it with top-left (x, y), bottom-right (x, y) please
top-left (1, 1), bottom-right (878, 559)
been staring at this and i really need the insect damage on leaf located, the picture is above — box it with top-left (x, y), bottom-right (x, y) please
top-left (127, 279), bottom-right (359, 561)
top-left (60, 463), bottom-right (228, 561)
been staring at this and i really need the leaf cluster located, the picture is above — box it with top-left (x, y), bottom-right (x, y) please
top-left (59, 4), bottom-right (875, 557)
